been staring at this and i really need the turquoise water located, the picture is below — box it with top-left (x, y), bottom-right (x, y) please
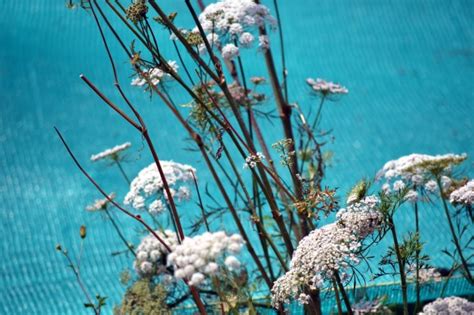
top-left (1, 0), bottom-right (473, 314)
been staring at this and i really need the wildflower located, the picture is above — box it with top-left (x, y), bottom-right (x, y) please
top-left (126, 0), bottom-right (148, 23)
top-left (424, 180), bottom-right (438, 193)
top-left (221, 43), bottom-right (239, 60)
top-left (131, 61), bottom-right (179, 87)
top-left (198, 0), bottom-right (276, 56)
top-left (419, 296), bottom-right (474, 314)
top-left (124, 161), bottom-right (195, 214)
top-left (167, 231), bottom-right (244, 286)
top-left (86, 193), bottom-right (116, 212)
top-left (243, 152), bottom-right (265, 169)
top-left (79, 225), bottom-right (87, 239)
top-left (90, 142), bottom-right (131, 162)
top-left (272, 197), bottom-right (383, 308)
top-left (404, 190), bottom-right (418, 203)
top-left (352, 298), bottom-right (392, 314)
top-left (450, 180), bottom-right (474, 205)
top-left (306, 78), bottom-right (348, 96)
top-left (239, 32), bottom-right (255, 47)
top-left (134, 230), bottom-right (178, 277)
top-left (407, 265), bottom-right (442, 283)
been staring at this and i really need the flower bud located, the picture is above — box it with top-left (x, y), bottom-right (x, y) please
top-left (80, 225), bottom-right (87, 239)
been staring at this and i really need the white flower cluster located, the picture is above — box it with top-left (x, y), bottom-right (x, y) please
top-left (167, 232), bottom-right (244, 286)
top-left (243, 152), bottom-right (265, 169)
top-left (124, 161), bottom-right (195, 215)
top-left (134, 230), bottom-right (178, 277)
top-left (352, 298), bottom-right (392, 314)
top-left (198, 0), bottom-right (277, 59)
top-left (450, 180), bottom-right (474, 206)
top-left (90, 142), bottom-right (131, 162)
top-left (306, 78), bottom-right (348, 96)
top-left (86, 193), bottom-right (116, 212)
top-left (272, 197), bottom-right (383, 308)
top-left (376, 153), bottom-right (466, 182)
top-left (131, 60), bottom-right (179, 87)
top-left (377, 153), bottom-right (464, 202)
top-left (407, 265), bottom-right (442, 283)
top-left (419, 296), bottom-right (474, 315)
top-left (336, 195), bottom-right (384, 238)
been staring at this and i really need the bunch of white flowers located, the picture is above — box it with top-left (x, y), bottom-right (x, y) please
top-left (377, 153), bottom-right (464, 202)
top-left (90, 142), bottom-right (131, 162)
top-left (134, 230), bottom-right (178, 277)
top-left (306, 78), bottom-right (348, 96)
top-left (407, 266), bottom-right (442, 284)
top-left (450, 180), bottom-right (474, 206)
top-left (131, 60), bottom-right (179, 87)
top-left (243, 152), bottom-right (265, 169)
top-left (352, 298), bottom-right (392, 314)
top-left (124, 161), bottom-right (196, 215)
top-left (336, 196), bottom-right (384, 238)
top-left (377, 153), bottom-right (466, 182)
top-left (167, 231), bottom-right (244, 286)
top-left (419, 296), bottom-right (474, 314)
top-left (272, 197), bottom-right (383, 308)
top-left (198, 0), bottom-right (276, 59)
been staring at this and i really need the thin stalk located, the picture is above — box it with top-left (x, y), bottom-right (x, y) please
top-left (334, 271), bottom-right (353, 315)
top-left (190, 170), bottom-right (210, 232)
top-left (60, 250), bottom-right (99, 315)
top-left (414, 198), bottom-right (420, 313)
top-left (114, 159), bottom-right (130, 184)
top-left (436, 177), bottom-right (472, 282)
top-left (272, 0), bottom-right (288, 102)
top-left (388, 216), bottom-right (408, 315)
top-left (332, 279), bottom-right (343, 315)
top-left (104, 208), bottom-right (136, 257)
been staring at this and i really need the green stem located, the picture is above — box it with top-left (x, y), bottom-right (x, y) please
top-left (104, 208), bottom-right (136, 257)
top-left (388, 216), bottom-right (409, 315)
top-left (436, 178), bottom-right (472, 282)
top-left (332, 279), bottom-right (343, 315)
top-left (414, 199), bottom-right (420, 313)
top-left (334, 271), bottom-right (353, 315)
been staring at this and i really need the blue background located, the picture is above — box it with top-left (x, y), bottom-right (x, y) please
top-left (1, 0), bottom-right (473, 313)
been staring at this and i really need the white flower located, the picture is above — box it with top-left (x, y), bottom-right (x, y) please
top-left (404, 190), bottom-right (418, 203)
top-left (419, 296), bottom-right (474, 314)
top-left (224, 256), bottom-right (241, 270)
top-left (424, 180), bottom-right (438, 193)
top-left (124, 161), bottom-right (196, 215)
top-left (86, 193), bottom-right (116, 212)
top-left (131, 60), bottom-right (178, 87)
top-left (167, 232), bottom-right (244, 286)
top-left (376, 153), bottom-right (467, 182)
top-left (306, 78), bottom-right (348, 96)
top-left (272, 197), bottom-right (383, 308)
top-left (407, 265), bottom-right (442, 283)
top-left (243, 152), bottom-right (265, 169)
top-left (450, 180), bottom-right (474, 206)
top-left (393, 180), bottom-right (406, 192)
top-left (90, 142), bottom-right (131, 162)
top-left (134, 230), bottom-right (178, 277)
top-left (239, 32), bottom-right (254, 47)
top-left (221, 43), bottom-right (239, 60)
